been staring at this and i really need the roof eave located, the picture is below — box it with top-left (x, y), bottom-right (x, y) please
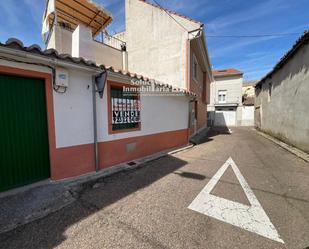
top-left (256, 30), bottom-right (309, 87)
top-left (190, 29), bottom-right (214, 82)
top-left (214, 72), bottom-right (243, 78)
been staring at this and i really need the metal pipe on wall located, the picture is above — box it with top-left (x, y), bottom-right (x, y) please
top-left (92, 77), bottom-right (99, 172)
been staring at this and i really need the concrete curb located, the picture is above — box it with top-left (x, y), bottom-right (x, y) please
top-left (0, 144), bottom-right (194, 235)
top-left (254, 129), bottom-right (309, 163)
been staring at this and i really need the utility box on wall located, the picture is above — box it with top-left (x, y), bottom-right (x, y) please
top-left (56, 68), bottom-right (69, 87)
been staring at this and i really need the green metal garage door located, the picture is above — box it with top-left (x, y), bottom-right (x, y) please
top-left (0, 74), bottom-right (50, 192)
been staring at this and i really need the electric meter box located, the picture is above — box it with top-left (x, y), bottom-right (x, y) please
top-left (56, 68), bottom-right (69, 87)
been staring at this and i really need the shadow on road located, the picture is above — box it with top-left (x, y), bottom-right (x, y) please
top-left (173, 171), bottom-right (206, 180)
top-left (0, 155), bottom-right (188, 249)
top-left (195, 126), bottom-right (231, 145)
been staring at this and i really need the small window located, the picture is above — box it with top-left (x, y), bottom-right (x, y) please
top-left (218, 90), bottom-right (227, 103)
top-left (110, 86), bottom-right (140, 132)
top-left (193, 54), bottom-right (198, 81)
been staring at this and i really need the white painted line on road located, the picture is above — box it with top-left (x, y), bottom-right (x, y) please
top-left (188, 157), bottom-right (284, 244)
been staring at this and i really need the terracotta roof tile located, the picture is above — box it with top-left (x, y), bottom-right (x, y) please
top-left (0, 38), bottom-right (196, 97)
top-left (212, 68), bottom-right (243, 76)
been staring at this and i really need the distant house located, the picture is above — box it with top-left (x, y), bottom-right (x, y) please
top-left (242, 80), bottom-right (257, 98)
top-left (208, 68), bottom-right (243, 127)
top-left (255, 30), bottom-right (309, 153)
top-left (241, 80), bottom-right (256, 126)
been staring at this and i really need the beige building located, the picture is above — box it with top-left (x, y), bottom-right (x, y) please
top-left (123, 0), bottom-right (214, 135)
top-left (255, 30), bottom-right (309, 153)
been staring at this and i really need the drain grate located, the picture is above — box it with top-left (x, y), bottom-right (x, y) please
top-left (127, 161), bottom-right (136, 166)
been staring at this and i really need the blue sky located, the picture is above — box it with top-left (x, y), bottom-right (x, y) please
top-left (0, 0), bottom-right (308, 80)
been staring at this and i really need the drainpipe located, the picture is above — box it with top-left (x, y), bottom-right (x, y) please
top-left (92, 70), bottom-right (107, 172)
top-left (188, 97), bottom-right (196, 140)
top-left (92, 77), bottom-right (99, 172)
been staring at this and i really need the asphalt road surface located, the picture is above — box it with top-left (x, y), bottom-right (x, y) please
top-left (1, 127), bottom-right (309, 249)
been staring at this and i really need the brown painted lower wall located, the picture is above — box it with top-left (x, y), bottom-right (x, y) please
top-left (51, 129), bottom-right (189, 180)
top-left (51, 144), bottom-right (95, 180)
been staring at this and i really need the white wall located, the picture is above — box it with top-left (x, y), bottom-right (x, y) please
top-left (53, 69), bottom-right (95, 148)
top-left (48, 25), bottom-right (124, 70)
top-left (53, 72), bottom-right (189, 148)
top-left (97, 90), bottom-right (189, 143)
top-left (241, 106), bottom-right (254, 126)
top-left (0, 54), bottom-right (189, 150)
top-left (93, 41), bottom-right (124, 69)
top-left (46, 25), bottom-right (72, 54)
top-left (72, 25), bottom-right (95, 62)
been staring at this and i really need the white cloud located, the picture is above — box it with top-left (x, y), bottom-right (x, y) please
top-left (207, 0), bottom-right (289, 32)
top-left (209, 36), bottom-right (279, 59)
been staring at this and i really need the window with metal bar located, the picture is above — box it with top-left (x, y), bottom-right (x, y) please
top-left (111, 87), bottom-right (140, 131)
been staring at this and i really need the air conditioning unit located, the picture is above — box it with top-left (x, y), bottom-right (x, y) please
top-left (55, 68), bottom-right (69, 87)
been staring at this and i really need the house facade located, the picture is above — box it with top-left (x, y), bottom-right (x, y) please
top-left (241, 80), bottom-right (256, 126)
top-left (0, 0), bottom-right (216, 192)
top-left (208, 69), bottom-right (243, 127)
top-left (0, 39), bottom-right (193, 192)
top-left (255, 30), bottom-right (309, 153)
top-left (123, 0), bottom-right (213, 135)
top-left (42, 0), bottom-right (213, 136)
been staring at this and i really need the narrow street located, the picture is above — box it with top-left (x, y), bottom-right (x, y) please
top-left (1, 128), bottom-right (309, 249)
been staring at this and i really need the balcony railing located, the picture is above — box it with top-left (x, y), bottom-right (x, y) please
top-left (95, 31), bottom-right (126, 51)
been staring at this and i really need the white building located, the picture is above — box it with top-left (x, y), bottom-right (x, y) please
top-left (0, 38), bottom-right (194, 192)
top-left (42, 0), bottom-right (128, 70)
top-left (208, 69), bottom-right (244, 127)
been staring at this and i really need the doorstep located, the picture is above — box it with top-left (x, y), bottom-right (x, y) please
top-left (0, 143), bottom-right (194, 234)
